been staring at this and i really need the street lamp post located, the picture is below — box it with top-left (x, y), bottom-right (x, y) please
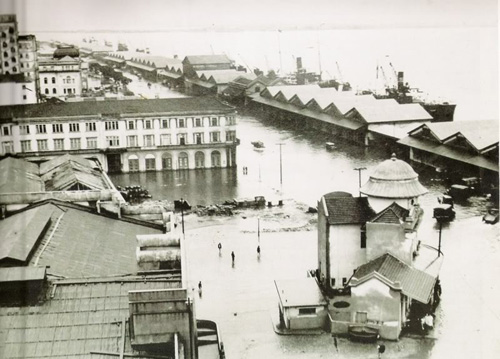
top-left (353, 167), bottom-right (367, 197)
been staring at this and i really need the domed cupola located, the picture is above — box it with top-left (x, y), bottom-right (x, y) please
top-left (360, 154), bottom-right (427, 211)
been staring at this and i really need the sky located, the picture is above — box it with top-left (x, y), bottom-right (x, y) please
top-left (0, 0), bottom-right (498, 32)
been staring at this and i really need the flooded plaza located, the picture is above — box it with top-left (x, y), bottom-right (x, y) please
top-left (110, 115), bottom-right (499, 359)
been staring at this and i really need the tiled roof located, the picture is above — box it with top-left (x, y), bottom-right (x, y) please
top-left (0, 157), bottom-right (43, 193)
top-left (0, 278), bottom-right (181, 359)
top-left (183, 54), bottom-right (232, 65)
top-left (370, 202), bottom-right (409, 224)
top-left (275, 278), bottom-right (327, 307)
top-left (323, 195), bottom-right (376, 225)
top-left (0, 97), bottom-right (234, 121)
top-left (351, 253), bottom-right (437, 304)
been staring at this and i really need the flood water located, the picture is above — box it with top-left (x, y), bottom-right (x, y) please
top-left (109, 114), bottom-right (491, 218)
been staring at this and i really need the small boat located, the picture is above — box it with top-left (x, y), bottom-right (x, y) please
top-left (348, 325), bottom-right (379, 343)
top-left (325, 142), bottom-right (336, 150)
top-left (251, 141), bottom-right (265, 149)
top-left (483, 208), bottom-right (499, 224)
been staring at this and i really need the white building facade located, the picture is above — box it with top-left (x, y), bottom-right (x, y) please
top-left (0, 98), bottom-right (238, 173)
top-left (39, 56), bottom-right (82, 99)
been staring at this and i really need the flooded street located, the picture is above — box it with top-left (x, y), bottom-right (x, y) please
top-left (111, 114), bottom-right (499, 358)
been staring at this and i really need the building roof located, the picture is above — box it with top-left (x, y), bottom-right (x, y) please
top-left (274, 278), bottom-right (327, 307)
top-left (0, 205), bottom-right (53, 264)
top-left (0, 97), bottom-right (234, 122)
top-left (250, 93), bottom-right (364, 131)
top-left (41, 159), bottom-right (109, 191)
top-left (348, 100), bottom-right (432, 124)
top-left (0, 266), bottom-right (46, 282)
top-left (322, 195), bottom-right (376, 225)
top-left (351, 253), bottom-right (437, 304)
top-left (407, 120), bottom-right (499, 152)
top-left (0, 277), bottom-right (181, 359)
top-left (0, 157), bottom-right (43, 193)
top-left (398, 135), bottom-right (499, 172)
top-left (360, 154), bottom-right (428, 198)
top-left (183, 54), bottom-right (232, 65)
top-left (196, 69), bottom-right (255, 85)
top-left (370, 202), bottom-right (409, 224)
top-left (53, 46), bottom-right (79, 59)
top-left (129, 55), bottom-right (182, 70)
top-left (367, 122), bottom-right (424, 140)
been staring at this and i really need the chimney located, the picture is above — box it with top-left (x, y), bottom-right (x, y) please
top-left (397, 71), bottom-right (404, 91)
top-left (296, 57), bottom-right (303, 71)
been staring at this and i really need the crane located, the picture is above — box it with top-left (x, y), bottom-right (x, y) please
top-left (238, 53), bottom-right (253, 74)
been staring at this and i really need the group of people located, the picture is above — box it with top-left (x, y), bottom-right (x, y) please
top-left (217, 242), bottom-right (261, 263)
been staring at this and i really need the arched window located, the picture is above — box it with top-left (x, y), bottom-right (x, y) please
top-left (52, 88), bottom-right (56, 94)
top-left (44, 89), bottom-right (49, 94)
top-left (128, 155), bottom-right (139, 172)
top-left (145, 154), bottom-right (156, 171)
top-left (161, 153), bottom-right (172, 170)
top-left (178, 152), bottom-right (189, 169)
top-left (2, 42), bottom-right (7, 48)
top-left (52, 77), bottom-right (56, 84)
top-left (195, 151), bottom-right (205, 168)
top-left (211, 151), bottom-right (221, 167)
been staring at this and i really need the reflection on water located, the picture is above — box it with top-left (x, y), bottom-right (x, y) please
top-left (110, 114), bottom-right (491, 217)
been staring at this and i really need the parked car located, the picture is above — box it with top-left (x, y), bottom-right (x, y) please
top-left (483, 208), bottom-right (499, 224)
top-left (433, 194), bottom-right (455, 222)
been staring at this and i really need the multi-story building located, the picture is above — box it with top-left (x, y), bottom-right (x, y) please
top-left (39, 45), bottom-right (82, 99)
top-left (0, 97), bottom-right (238, 173)
top-left (18, 34), bottom-right (37, 80)
top-left (0, 14), bottom-right (20, 76)
top-left (0, 73), bottom-right (37, 105)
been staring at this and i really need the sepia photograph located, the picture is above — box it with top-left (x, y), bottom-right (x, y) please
top-left (0, 0), bottom-right (498, 358)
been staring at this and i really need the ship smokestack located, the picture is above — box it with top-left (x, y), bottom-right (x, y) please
top-left (397, 71), bottom-right (404, 91)
top-left (296, 57), bottom-right (303, 71)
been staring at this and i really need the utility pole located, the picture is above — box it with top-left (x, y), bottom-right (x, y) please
top-left (258, 217), bottom-right (260, 243)
top-left (438, 221), bottom-right (442, 257)
top-left (353, 167), bottom-right (366, 197)
top-left (180, 197), bottom-right (185, 235)
top-left (276, 143), bottom-right (285, 187)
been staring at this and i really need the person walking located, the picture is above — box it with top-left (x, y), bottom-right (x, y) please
top-left (231, 251), bottom-right (235, 263)
top-left (257, 245), bottom-right (261, 257)
top-left (218, 242), bottom-right (222, 255)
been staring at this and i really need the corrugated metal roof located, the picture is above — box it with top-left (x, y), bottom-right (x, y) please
top-left (0, 157), bottom-right (44, 193)
top-left (0, 266), bottom-right (46, 282)
top-left (0, 206), bottom-right (53, 263)
top-left (323, 195), bottom-right (376, 225)
top-left (183, 54), bottom-right (232, 65)
top-left (409, 120), bottom-right (499, 152)
top-left (196, 69), bottom-right (255, 85)
top-left (349, 100), bottom-right (432, 124)
top-left (275, 278), bottom-right (327, 307)
top-left (368, 122), bottom-right (425, 140)
top-left (0, 279), bottom-right (181, 358)
top-left (398, 136), bottom-right (499, 172)
top-left (351, 253), bottom-right (437, 304)
top-left (250, 94), bottom-right (364, 131)
top-left (126, 60), bottom-right (156, 71)
top-left (0, 97), bottom-right (234, 121)
top-left (24, 202), bottom-right (164, 278)
top-left (39, 154), bottom-right (96, 175)
top-left (130, 55), bottom-right (182, 70)
top-left (328, 94), bottom-right (377, 114)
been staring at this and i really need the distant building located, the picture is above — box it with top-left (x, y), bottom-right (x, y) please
top-left (222, 74), bottom-right (286, 105)
top-left (0, 73), bottom-right (37, 106)
top-left (18, 34), bottom-right (38, 82)
top-left (0, 97), bottom-right (238, 173)
top-left (185, 69), bottom-right (255, 96)
top-left (38, 46), bottom-right (82, 99)
top-left (0, 14), bottom-right (20, 76)
top-left (182, 54), bottom-right (233, 79)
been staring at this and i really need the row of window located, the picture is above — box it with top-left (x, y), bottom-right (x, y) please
top-left (125, 116), bottom-right (236, 130)
top-left (129, 151), bottom-right (222, 171)
top-left (43, 88), bottom-right (77, 95)
top-left (13, 117), bottom-right (235, 135)
top-left (17, 131), bottom-right (236, 152)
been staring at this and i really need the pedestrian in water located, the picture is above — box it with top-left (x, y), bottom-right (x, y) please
top-left (333, 336), bottom-right (338, 352)
top-left (231, 251), bottom-right (235, 263)
top-left (198, 281), bottom-right (202, 291)
top-left (377, 343), bottom-right (386, 359)
top-left (257, 245), bottom-right (261, 256)
top-left (218, 242), bottom-right (222, 254)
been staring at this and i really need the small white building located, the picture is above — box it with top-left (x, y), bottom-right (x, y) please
top-left (275, 278), bottom-right (328, 330)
